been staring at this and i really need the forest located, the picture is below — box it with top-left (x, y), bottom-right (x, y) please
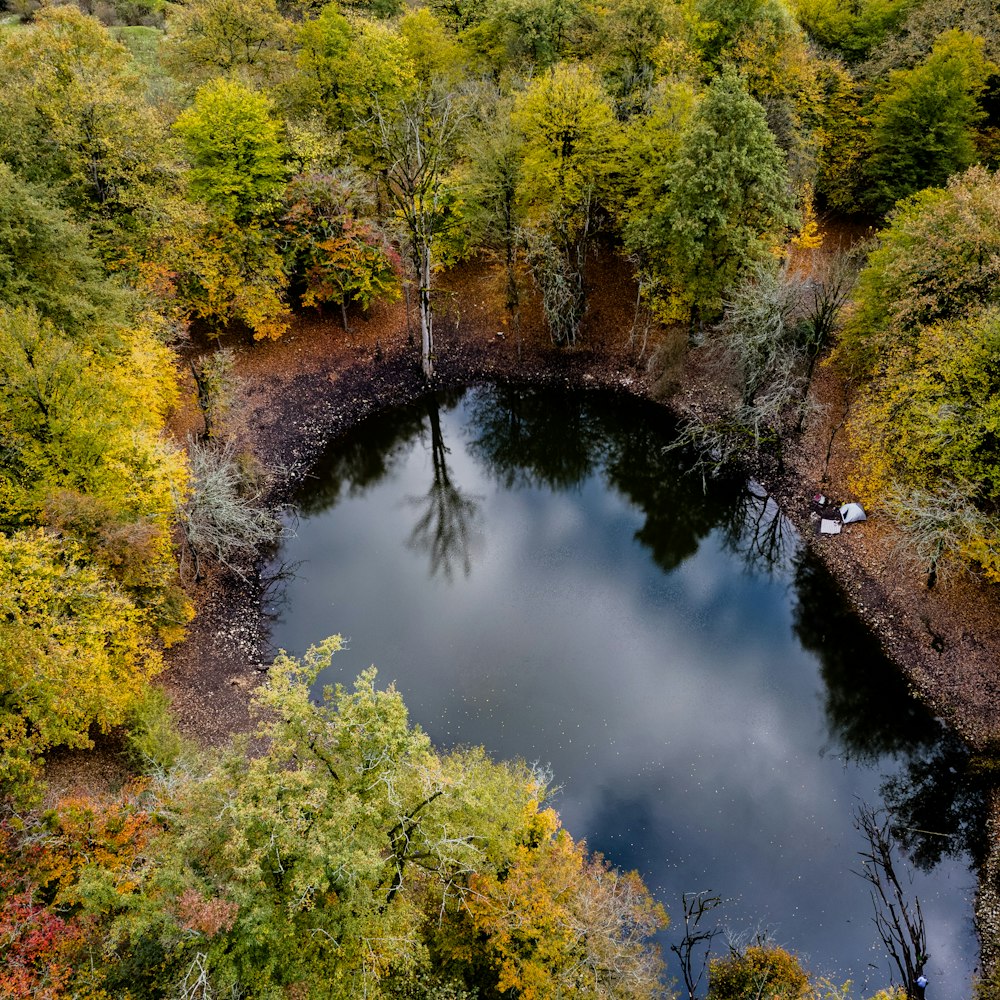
top-left (1, 0), bottom-right (999, 995)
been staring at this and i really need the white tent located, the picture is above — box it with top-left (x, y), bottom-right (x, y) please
top-left (840, 502), bottom-right (867, 523)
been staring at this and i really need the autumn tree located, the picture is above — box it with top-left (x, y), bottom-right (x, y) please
top-left (0, 6), bottom-right (163, 221)
top-left (0, 530), bottom-right (164, 801)
top-left (473, 0), bottom-right (586, 73)
top-left (162, 0), bottom-right (291, 82)
top-left (513, 62), bottom-right (621, 345)
top-left (848, 307), bottom-right (1000, 581)
top-left (168, 81), bottom-right (292, 338)
top-left (862, 29), bottom-right (996, 214)
top-left (368, 88), bottom-right (469, 377)
top-left (693, 0), bottom-right (796, 68)
top-left (834, 168), bottom-right (1000, 580)
top-left (596, 0), bottom-right (677, 111)
top-left (454, 818), bottom-right (669, 999)
top-left (150, 202), bottom-right (292, 340)
top-left (706, 944), bottom-right (811, 1000)
top-left (282, 170), bottom-right (400, 331)
top-left (835, 166), bottom-right (1000, 378)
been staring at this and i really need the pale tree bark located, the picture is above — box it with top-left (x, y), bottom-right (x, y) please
top-left (368, 89), bottom-right (469, 379)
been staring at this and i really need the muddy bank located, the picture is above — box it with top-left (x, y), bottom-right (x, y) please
top-left (155, 257), bottom-right (1000, 983)
top-left (166, 270), bottom-right (1000, 754)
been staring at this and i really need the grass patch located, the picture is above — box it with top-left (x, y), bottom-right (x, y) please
top-left (110, 24), bottom-right (163, 69)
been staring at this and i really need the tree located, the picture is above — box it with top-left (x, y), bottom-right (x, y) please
top-left (368, 88), bottom-right (469, 378)
top-left (173, 78), bottom-right (289, 223)
top-left (790, 0), bottom-right (914, 62)
top-left (162, 0), bottom-right (291, 82)
top-left (854, 804), bottom-right (929, 999)
top-left (861, 0), bottom-right (1000, 79)
top-left (282, 171), bottom-right (400, 331)
top-left (405, 397), bottom-right (481, 580)
top-left (596, 0), bottom-right (676, 111)
top-left (456, 822), bottom-right (669, 999)
top-left (474, 0), bottom-right (585, 73)
top-left (149, 198), bottom-right (292, 340)
top-left (513, 62), bottom-right (621, 345)
top-left (294, 10), bottom-right (417, 148)
top-left (0, 164), bottom-right (124, 333)
top-left (0, 304), bottom-right (190, 661)
top-left (706, 944), bottom-right (811, 1000)
top-left (848, 307), bottom-right (1000, 581)
top-left (628, 68), bottom-right (797, 327)
top-left (399, 8), bottom-right (467, 91)
top-left (177, 437), bottom-right (283, 583)
top-left (693, 0), bottom-right (795, 68)
top-left (0, 6), bottom-right (163, 219)
top-left (462, 95), bottom-right (525, 327)
top-left (863, 29), bottom-right (996, 214)
top-left (835, 166), bottom-right (1000, 378)
top-left (0, 530), bottom-right (163, 802)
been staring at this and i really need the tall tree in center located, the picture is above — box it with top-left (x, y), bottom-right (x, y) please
top-left (368, 88), bottom-right (468, 379)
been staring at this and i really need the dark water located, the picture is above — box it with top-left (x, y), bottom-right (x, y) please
top-left (267, 385), bottom-right (984, 996)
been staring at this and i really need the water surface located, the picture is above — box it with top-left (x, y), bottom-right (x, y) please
top-left (267, 385), bottom-right (982, 995)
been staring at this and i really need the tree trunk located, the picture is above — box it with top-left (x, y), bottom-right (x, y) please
top-left (420, 243), bottom-right (434, 379)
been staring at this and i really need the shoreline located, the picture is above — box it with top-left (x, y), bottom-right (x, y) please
top-left (151, 263), bottom-right (1000, 986)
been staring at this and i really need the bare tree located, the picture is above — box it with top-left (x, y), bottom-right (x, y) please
top-left (890, 482), bottom-right (1000, 589)
top-left (190, 347), bottom-right (235, 441)
top-left (368, 88), bottom-right (470, 379)
top-left (669, 891), bottom-right (722, 1000)
top-left (177, 437), bottom-right (283, 582)
top-left (405, 397), bottom-right (481, 580)
top-left (854, 803), bottom-right (929, 998)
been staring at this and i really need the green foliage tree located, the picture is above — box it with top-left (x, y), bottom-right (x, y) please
top-left (472, 0), bottom-right (585, 73)
top-left (835, 168), bottom-right (1000, 580)
top-left (173, 77), bottom-right (289, 222)
top-left (596, 0), bottom-right (676, 109)
top-left (367, 88), bottom-right (469, 377)
top-left (0, 164), bottom-right (124, 333)
top-left (462, 95), bottom-right (526, 322)
top-left (790, 0), bottom-right (915, 61)
top-left (294, 10), bottom-right (416, 140)
top-left (863, 29), bottom-right (996, 214)
top-left (627, 68), bottom-right (797, 327)
top-left (399, 8), bottom-right (467, 90)
top-left (849, 307), bottom-right (1000, 582)
top-left (693, 0), bottom-right (796, 68)
top-left (836, 166), bottom-right (1000, 378)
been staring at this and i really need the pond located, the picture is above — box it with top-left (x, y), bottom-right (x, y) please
top-left (266, 384), bottom-right (983, 996)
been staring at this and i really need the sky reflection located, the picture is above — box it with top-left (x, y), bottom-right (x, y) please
top-left (268, 386), bottom-right (978, 997)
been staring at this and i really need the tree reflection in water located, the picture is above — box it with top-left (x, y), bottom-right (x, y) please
top-left (405, 395), bottom-right (482, 581)
top-left (793, 552), bottom-right (989, 870)
top-left (284, 384), bottom-right (989, 872)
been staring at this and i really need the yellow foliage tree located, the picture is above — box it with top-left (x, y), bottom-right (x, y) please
top-left (0, 531), bottom-right (164, 801)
